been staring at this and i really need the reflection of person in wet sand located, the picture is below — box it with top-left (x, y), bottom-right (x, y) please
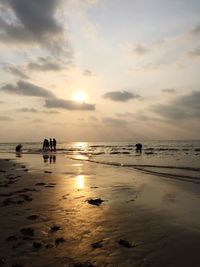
top-left (43, 154), bottom-right (56, 163)
top-left (43, 154), bottom-right (49, 163)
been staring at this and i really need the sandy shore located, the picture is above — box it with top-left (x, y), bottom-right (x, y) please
top-left (1, 154), bottom-right (200, 267)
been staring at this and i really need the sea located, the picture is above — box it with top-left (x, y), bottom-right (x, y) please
top-left (0, 140), bottom-right (200, 183)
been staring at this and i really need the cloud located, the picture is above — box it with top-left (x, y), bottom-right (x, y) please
top-left (3, 64), bottom-right (29, 79)
top-left (188, 48), bottom-right (200, 58)
top-left (0, 115), bottom-right (13, 121)
top-left (16, 107), bottom-right (59, 114)
top-left (45, 98), bottom-right (95, 111)
top-left (17, 108), bottom-right (38, 113)
top-left (151, 91), bottom-right (200, 120)
top-left (132, 44), bottom-right (150, 55)
top-left (188, 25), bottom-right (200, 36)
top-left (83, 69), bottom-right (94, 76)
top-left (103, 91), bottom-right (140, 102)
top-left (162, 88), bottom-right (176, 93)
top-left (1, 80), bottom-right (56, 98)
top-left (32, 118), bottom-right (45, 123)
top-left (102, 117), bottom-right (128, 127)
top-left (0, 0), bottom-right (71, 53)
top-left (28, 57), bottom-right (70, 71)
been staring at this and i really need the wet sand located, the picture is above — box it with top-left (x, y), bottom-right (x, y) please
top-left (1, 154), bottom-right (200, 267)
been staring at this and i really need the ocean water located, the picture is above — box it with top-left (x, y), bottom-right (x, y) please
top-left (0, 140), bottom-right (200, 183)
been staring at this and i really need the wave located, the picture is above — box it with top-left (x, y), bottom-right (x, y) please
top-left (68, 155), bottom-right (200, 184)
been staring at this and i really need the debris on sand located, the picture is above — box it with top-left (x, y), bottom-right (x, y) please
top-left (27, 215), bottom-right (39, 220)
top-left (50, 225), bottom-right (61, 232)
top-left (45, 243), bottom-right (54, 249)
top-left (32, 242), bottom-right (42, 250)
top-left (87, 198), bottom-right (104, 206)
top-left (91, 240), bottom-right (103, 249)
top-left (6, 235), bottom-right (18, 242)
top-left (44, 171), bottom-right (52, 174)
top-left (20, 227), bottom-right (34, 236)
top-left (35, 182), bottom-right (46, 186)
top-left (55, 237), bottom-right (65, 245)
top-left (74, 262), bottom-right (95, 267)
top-left (118, 239), bottom-right (134, 248)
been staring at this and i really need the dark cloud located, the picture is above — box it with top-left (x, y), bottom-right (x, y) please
top-left (3, 65), bottom-right (29, 79)
top-left (0, 0), bottom-right (71, 53)
top-left (115, 112), bottom-right (134, 117)
top-left (102, 117), bottom-right (128, 127)
top-left (151, 91), bottom-right (200, 120)
top-left (16, 107), bottom-right (59, 114)
top-left (103, 91), bottom-right (140, 102)
top-left (162, 88), bottom-right (176, 93)
top-left (0, 115), bottom-right (13, 121)
top-left (45, 98), bottom-right (95, 111)
top-left (83, 69), bottom-right (94, 76)
top-left (1, 80), bottom-right (56, 98)
top-left (28, 57), bottom-right (70, 71)
top-left (17, 107), bottom-right (38, 113)
top-left (132, 44), bottom-right (149, 55)
top-left (43, 110), bottom-right (59, 114)
top-left (188, 48), bottom-right (200, 58)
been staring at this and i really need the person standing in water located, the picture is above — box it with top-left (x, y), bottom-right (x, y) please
top-left (50, 138), bottom-right (53, 151)
top-left (53, 138), bottom-right (57, 151)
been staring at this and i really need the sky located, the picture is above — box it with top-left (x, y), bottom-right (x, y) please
top-left (0, 0), bottom-right (200, 142)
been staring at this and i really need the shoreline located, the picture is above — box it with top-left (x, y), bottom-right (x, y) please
top-left (1, 155), bottom-right (200, 266)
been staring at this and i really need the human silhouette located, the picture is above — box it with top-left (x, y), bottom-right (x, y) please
top-left (16, 144), bottom-right (23, 152)
top-left (43, 139), bottom-right (49, 151)
top-left (53, 138), bottom-right (57, 151)
top-left (50, 138), bottom-right (53, 151)
top-left (135, 143), bottom-right (142, 153)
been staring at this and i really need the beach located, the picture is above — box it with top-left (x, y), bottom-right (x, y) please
top-left (1, 152), bottom-right (200, 267)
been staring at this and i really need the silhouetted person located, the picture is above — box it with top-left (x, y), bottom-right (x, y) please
top-left (53, 155), bottom-right (56, 163)
top-left (135, 143), bottom-right (142, 152)
top-left (16, 144), bottom-right (23, 152)
top-left (43, 139), bottom-right (49, 151)
top-left (50, 154), bottom-right (53, 164)
top-left (53, 138), bottom-right (56, 151)
top-left (50, 138), bottom-right (53, 151)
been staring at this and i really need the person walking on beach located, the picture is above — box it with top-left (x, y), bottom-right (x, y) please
top-left (53, 138), bottom-right (57, 151)
top-left (50, 138), bottom-right (53, 151)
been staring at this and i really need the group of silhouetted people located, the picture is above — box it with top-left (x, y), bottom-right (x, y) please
top-left (43, 138), bottom-right (57, 151)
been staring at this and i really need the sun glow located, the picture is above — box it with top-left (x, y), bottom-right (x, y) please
top-left (72, 91), bottom-right (87, 102)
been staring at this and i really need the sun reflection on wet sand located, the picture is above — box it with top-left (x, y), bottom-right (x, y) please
top-left (75, 174), bottom-right (85, 189)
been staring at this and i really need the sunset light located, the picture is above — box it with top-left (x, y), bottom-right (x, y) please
top-left (72, 91), bottom-right (87, 103)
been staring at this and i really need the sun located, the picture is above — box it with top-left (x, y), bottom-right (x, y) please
top-left (72, 91), bottom-right (87, 102)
